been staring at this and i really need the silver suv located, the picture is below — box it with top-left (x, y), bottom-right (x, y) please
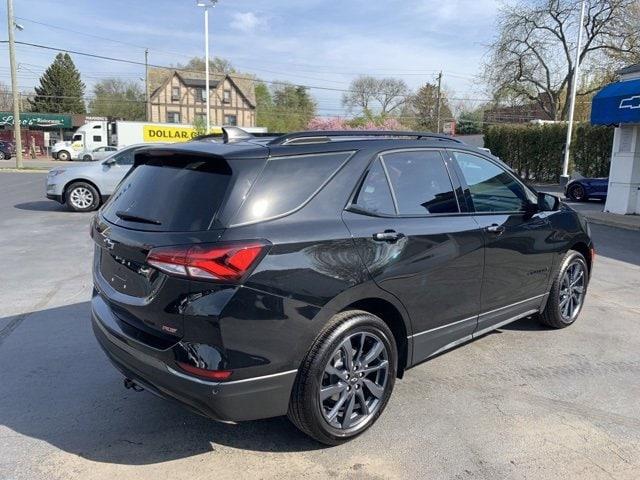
top-left (46, 144), bottom-right (161, 212)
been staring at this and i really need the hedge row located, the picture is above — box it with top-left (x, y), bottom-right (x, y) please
top-left (483, 123), bottom-right (614, 182)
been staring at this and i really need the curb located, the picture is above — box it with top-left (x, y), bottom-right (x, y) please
top-left (585, 215), bottom-right (640, 232)
top-left (0, 168), bottom-right (49, 173)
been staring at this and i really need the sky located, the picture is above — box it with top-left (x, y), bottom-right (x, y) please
top-left (1, 0), bottom-right (501, 116)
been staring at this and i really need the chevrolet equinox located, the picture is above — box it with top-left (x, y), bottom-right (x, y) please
top-left (91, 128), bottom-right (594, 445)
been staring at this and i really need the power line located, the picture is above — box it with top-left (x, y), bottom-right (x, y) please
top-left (0, 41), bottom-right (489, 100)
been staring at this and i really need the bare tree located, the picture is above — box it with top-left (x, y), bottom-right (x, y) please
top-left (484, 0), bottom-right (639, 120)
top-left (0, 82), bottom-right (12, 111)
top-left (342, 75), bottom-right (409, 117)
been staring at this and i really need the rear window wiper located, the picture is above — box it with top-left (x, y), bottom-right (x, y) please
top-left (115, 211), bottom-right (162, 225)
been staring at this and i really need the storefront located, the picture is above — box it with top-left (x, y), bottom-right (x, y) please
top-left (591, 64), bottom-right (640, 215)
top-left (0, 112), bottom-right (74, 155)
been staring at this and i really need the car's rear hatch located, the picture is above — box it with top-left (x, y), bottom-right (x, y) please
top-left (92, 144), bottom-right (267, 344)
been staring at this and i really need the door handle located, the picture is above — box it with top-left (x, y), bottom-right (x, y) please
top-left (485, 224), bottom-right (505, 234)
top-left (373, 230), bottom-right (405, 242)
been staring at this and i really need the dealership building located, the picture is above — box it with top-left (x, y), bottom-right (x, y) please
top-left (591, 63), bottom-right (640, 215)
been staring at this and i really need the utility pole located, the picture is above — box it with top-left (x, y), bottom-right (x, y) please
top-left (435, 71), bottom-right (442, 134)
top-left (7, 0), bottom-right (23, 169)
top-left (145, 48), bottom-right (150, 121)
top-left (561, 0), bottom-right (586, 187)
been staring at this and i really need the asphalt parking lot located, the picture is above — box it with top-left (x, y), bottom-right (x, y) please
top-left (1, 171), bottom-right (639, 480)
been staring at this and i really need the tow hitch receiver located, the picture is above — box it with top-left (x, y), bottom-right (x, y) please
top-left (124, 377), bottom-right (144, 392)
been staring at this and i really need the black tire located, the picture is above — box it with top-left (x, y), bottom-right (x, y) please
top-left (57, 150), bottom-right (70, 162)
top-left (82, 154), bottom-right (92, 162)
top-left (0, 151), bottom-right (6, 160)
top-left (66, 182), bottom-right (100, 212)
top-left (567, 184), bottom-right (586, 201)
top-left (288, 310), bottom-right (397, 445)
top-left (539, 250), bottom-right (589, 329)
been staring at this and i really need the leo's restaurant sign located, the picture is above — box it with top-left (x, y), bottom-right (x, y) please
top-left (0, 112), bottom-right (72, 129)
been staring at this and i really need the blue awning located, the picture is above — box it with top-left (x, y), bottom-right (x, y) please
top-left (591, 79), bottom-right (640, 125)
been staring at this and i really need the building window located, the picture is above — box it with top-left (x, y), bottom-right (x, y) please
top-left (224, 114), bottom-right (237, 126)
top-left (167, 112), bottom-right (181, 124)
top-left (171, 87), bottom-right (180, 102)
top-left (198, 88), bottom-right (206, 102)
top-left (194, 113), bottom-right (205, 123)
top-left (223, 89), bottom-right (231, 104)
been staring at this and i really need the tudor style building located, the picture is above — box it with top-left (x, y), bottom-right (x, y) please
top-left (149, 71), bottom-right (256, 127)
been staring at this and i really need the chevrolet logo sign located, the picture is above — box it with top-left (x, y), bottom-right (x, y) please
top-left (619, 95), bottom-right (640, 110)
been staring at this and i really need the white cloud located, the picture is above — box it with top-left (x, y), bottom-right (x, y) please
top-left (230, 12), bottom-right (265, 33)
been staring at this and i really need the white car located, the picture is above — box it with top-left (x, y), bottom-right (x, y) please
top-left (79, 146), bottom-right (119, 162)
top-left (46, 144), bottom-right (161, 212)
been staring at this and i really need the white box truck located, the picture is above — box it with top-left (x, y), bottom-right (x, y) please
top-left (51, 121), bottom-right (267, 161)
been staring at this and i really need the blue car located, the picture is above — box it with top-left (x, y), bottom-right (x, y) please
top-left (565, 177), bottom-right (608, 201)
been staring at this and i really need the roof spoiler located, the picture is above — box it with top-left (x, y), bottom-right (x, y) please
top-left (190, 127), bottom-right (255, 144)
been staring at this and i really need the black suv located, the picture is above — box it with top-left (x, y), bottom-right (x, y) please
top-left (91, 129), bottom-right (593, 445)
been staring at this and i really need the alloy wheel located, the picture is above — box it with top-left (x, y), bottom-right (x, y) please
top-left (319, 332), bottom-right (389, 430)
top-left (559, 260), bottom-right (586, 321)
top-left (570, 185), bottom-right (585, 201)
top-left (69, 187), bottom-right (94, 209)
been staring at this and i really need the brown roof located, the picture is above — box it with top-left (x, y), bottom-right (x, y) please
top-left (151, 70), bottom-right (256, 107)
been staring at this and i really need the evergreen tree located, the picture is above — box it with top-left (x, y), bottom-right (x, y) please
top-left (29, 53), bottom-right (86, 114)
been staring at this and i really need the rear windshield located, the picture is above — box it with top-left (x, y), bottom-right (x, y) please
top-left (102, 155), bottom-right (232, 232)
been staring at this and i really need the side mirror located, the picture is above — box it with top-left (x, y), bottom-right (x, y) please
top-left (103, 158), bottom-right (116, 166)
top-left (537, 192), bottom-right (560, 212)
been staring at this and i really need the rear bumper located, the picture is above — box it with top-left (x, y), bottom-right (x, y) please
top-left (91, 294), bottom-right (297, 422)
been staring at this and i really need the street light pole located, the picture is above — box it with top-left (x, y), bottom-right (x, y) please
top-left (197, 0), bottom-right (218, 133)
top-left (7, 0), bottom-right (23, 169)
top-left (204, 6), bottom-right (210, 132)
top-left (561, 0), bottom-right (586, 187)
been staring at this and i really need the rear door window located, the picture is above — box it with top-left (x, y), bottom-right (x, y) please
top-left (231, 151), bottom-right (353, 226)
top-left (382, 150), bottom-right (459, 215)
top-left (102, 155), bottom-right (233, 232)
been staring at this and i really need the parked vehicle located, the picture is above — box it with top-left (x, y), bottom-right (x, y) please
top-left (46, 144), bottom-right (160, 212)
top-left (0, 140), bottom-right (15, 160)
top-left (51, 120), bottom-right (268, 161)
top-left (79, 146), bottom-right (119, 162)
top-left (565, 177), bottom-right (609, 201)
top-left (91, 129), bottom-right (594, 445)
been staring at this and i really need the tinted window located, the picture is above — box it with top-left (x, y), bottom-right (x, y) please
top-left (114, 148), bottom-right (139, 166)
top-left (102, 156), bottom-right (232, 232)
top-left (382, 150), bottom-right (458, 215)
top-left (352, 158), bottom-right (395, 215)
top-left (454, 152), bottom-right (531, 212)
top-left (232, 152), bottom-right (352, 226)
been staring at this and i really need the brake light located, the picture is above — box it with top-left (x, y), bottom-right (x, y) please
top-left (147, 241), bottom-right (268, 281)
top-left (177, 361), bottom-right (232, 381)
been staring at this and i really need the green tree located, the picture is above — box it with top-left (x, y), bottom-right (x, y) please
top-left (457, 108), bottom-right (485, 134)
top-left (256, 83), bottom-right (316, 132)
top-left (89, 79), bottom-right (146, 120)
top-left (29, 53), bottom-right (85, 113)
top-left (404, 82), bottom-right (452, 131)
top-left (255, 82), bottom-right (273, 128)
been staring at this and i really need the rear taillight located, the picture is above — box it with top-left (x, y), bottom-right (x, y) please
top-left (147, 241), bottom-right (269, 281)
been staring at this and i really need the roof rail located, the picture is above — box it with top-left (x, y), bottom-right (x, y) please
top-left (267, 130), bottom-right (463, 146)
